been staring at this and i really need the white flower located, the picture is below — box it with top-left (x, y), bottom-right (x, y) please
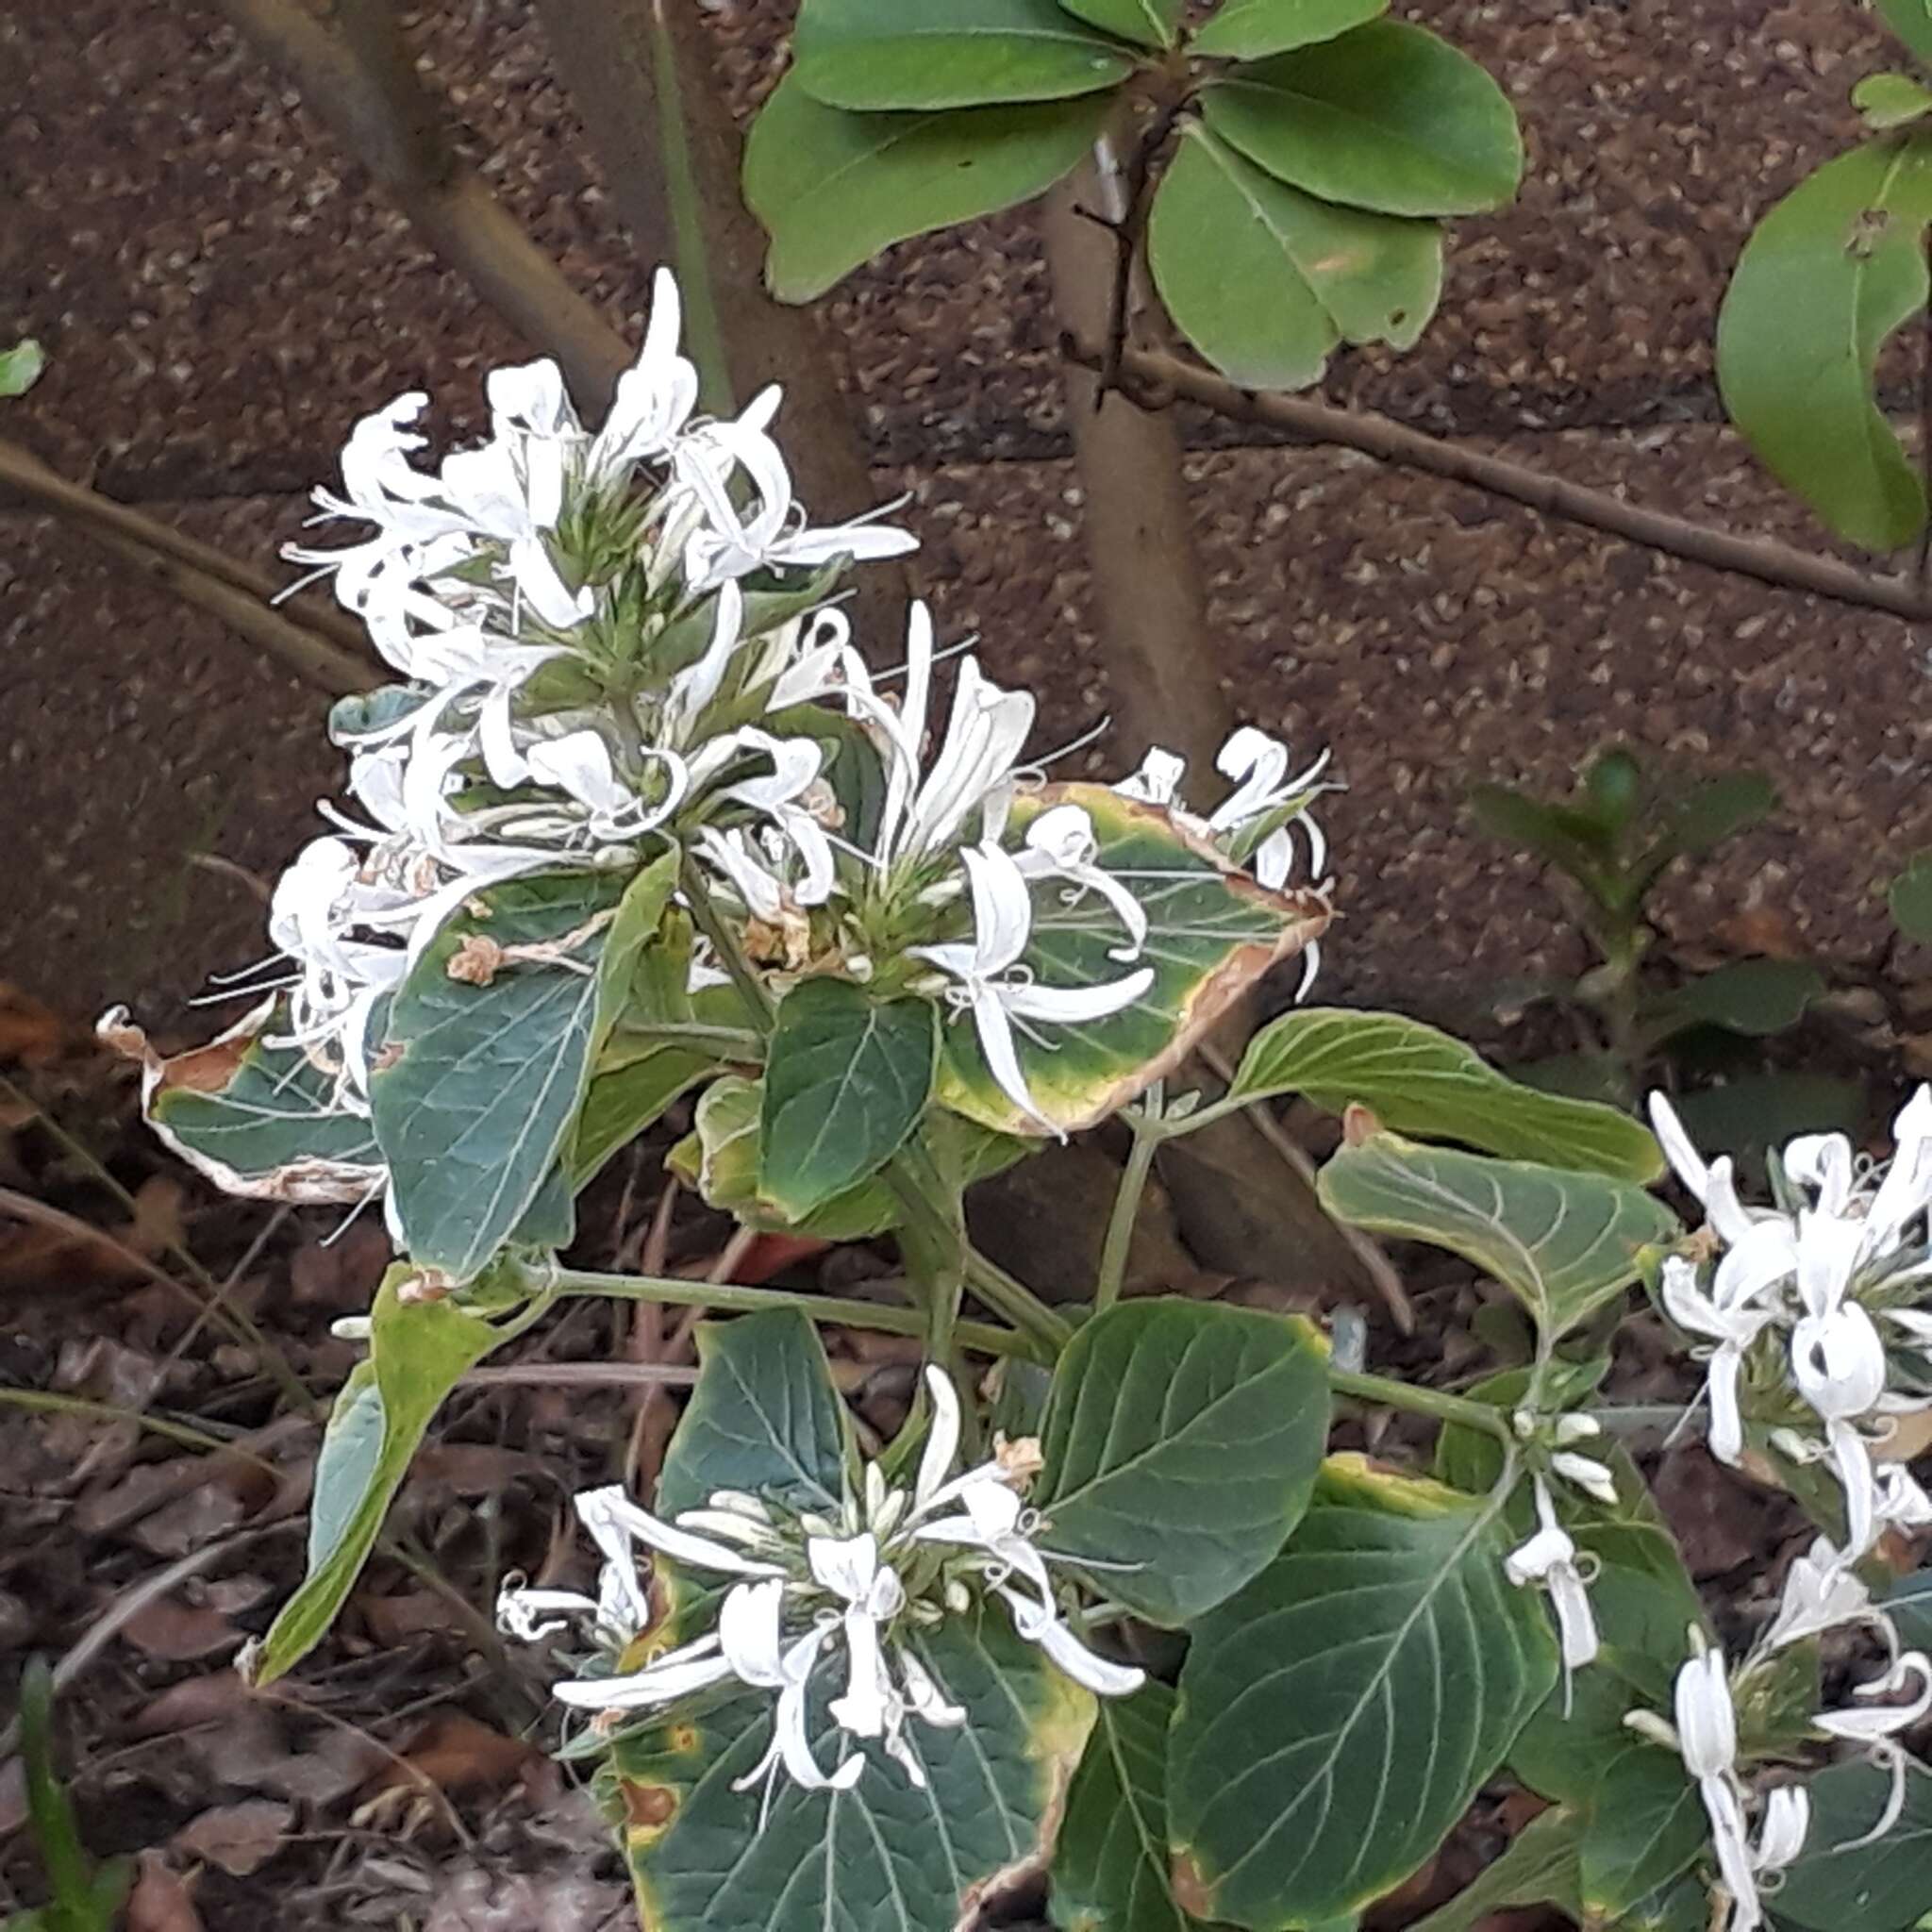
top-left (874, 606), bottom-right (1034, 874)
top-left (507, 1368), bottom-right (1140, 1804)
top-left (1667, 1646), bottom-right (1774, 1932)
top-left (1659, 1255), bottom-right (1780, 1467)
top-left (1763, 1537), bottom-right (1885, 1652)
top-left (1790, 1301), bottom-right (1890, 1557)
top-left (1503, 1475), bottom-right (1599, 1694)
top-left (1813, 1650), bottom-right (1932, 1848)
top-left (911, 841), bottom-right (1153, 1136)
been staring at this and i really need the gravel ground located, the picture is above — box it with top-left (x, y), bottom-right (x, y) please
top-left (3, 0), bottom-right (1927, 1027)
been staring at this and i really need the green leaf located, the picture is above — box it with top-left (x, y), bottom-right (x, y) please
top-left (0, 339), bottom-right (45, 398)
top-left (1403, 1806), bottom-right (1583, 1932)
top-left (1640, 958), bottom-right (1824, 1044)
top-left (1148, 125), bottom-right (1441, 390)
top-left (746, 74), bottom-right (1110, 302)
top-left (1034, 1300), bottom-right (1329, 1626)
top-left (124, 997), bottom-right (383, 1205)
top-left (572, 1047), bottom-right (718, 1185)
top-left (371, 858), bottom-right (673, 1281)
top-left (1225, 1007), bottom-right (1662, 1179)
top-left (255, 1269), bottom-right (512, 1681)
top-left (1671, 1074), bottom-right (1864, 1177)
top-left (1718, 140), bottom-right (1932, 551)
top-left (656, 1308), bottom-right (849, 1518)
top-left (1857, 72), bottom-right (1932, 129)
top-left (938, 784), bottom-right (1327, 1138)
top-left (1637, 770), bottom-right (1776, 879)
top-left (1058, 0), bottom-right (1181, 51)
top-left (1577, 1743), bottom-right (1704, 1918)
top-left (1467, 782), bottom-right (1613, 886)
top-left (1191, 0), bottom-right (1387, 60)
top-left (1168, 1458), bottom-right (1557, 1927)
top-left (1317, 1129), bottom-right (1680, 1340)
top-left (1775, 1757), bottom-right (1932, 1932)
top-left (621, 1605), bottom-right (1094, 1932)
top-left (1892, 851), bottom-right (1932, 940)
top-left (1052, 1682), bottom-right (1187, 1932)
top-left (1878, 0), bottom-right (1932, 70)
top-left (1203, 23), bottom-right (1523, 217)
top-left (792, 0), bottom-right (1135, 109)
top-left (1880, 1560), bottom-right (1932, 1650)
top-left (759, 979), bottom-right (936, 1219)
top-left (17, 1658), bottom-right (129, 1932)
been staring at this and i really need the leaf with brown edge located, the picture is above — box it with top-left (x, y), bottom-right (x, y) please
top-left (935, 784), bottom-right (1329, 1138)
top-left (615, 1604), bottom-right (1093, 1932)
top-left (105, 997), bottom-right (385, 1207)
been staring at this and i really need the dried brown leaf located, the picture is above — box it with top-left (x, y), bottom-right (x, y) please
top-left (126, 1851), bottom-right (205, 1932)
top-left (173, 1797), bottom-right (293, 1876)
top-left (120, 1593), bottom-right (243, 1662)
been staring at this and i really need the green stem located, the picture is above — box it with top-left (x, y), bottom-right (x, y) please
top-left (679, 856), bottom-right (774, 1031)
top-left (1094, 1102), bottom-right (1161, 1313)
top-left (884, 1148), bottom-right (969, 1364)
top-left (1327, 1366), bottom-right (1514, 1441)
top-left (962, 1247), bottom-right (1074, 1353)
top-left (603, 1021), bottom-right (766, 1059)
top-left (646, 0), bottom-right (732, 414)
top-left (530, 1261), bottom-right (1049, 1363)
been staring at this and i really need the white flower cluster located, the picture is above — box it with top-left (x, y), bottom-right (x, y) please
top-left (497, 1368), bottom-right (1141, 1804)
top-left (214, 268), bottom-right (1332, 1145)
top-left (1597, 1091), bottom-right (1932, 1929)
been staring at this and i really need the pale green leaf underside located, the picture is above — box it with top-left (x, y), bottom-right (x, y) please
top-left (1150, 125), bottom-right (1441, 391)
top-left (1035, 1299), bottom-right (1329, 1626)
top-left (792, 0), bottom-right (1134, 109)
top-left (621, 1609), bottom-right (1093, 1932)
top-left (1169, 1460), bottom-right (1557, 1927)
top-left (258, 1271), bottom-right (508, 1681)
top-left (1191, 0), bottom-right (1387, 59)
top-left (1317, 1130), bottom-right (1680, 1339)
top-left (1203, 23), bottom-right (1523, 218)
top-left (0, 338), bottom-right (46, 397)
top-left (1052, 1682), bottom-right (1188, 1932)
top-left (1718, 139), bottom-right (1932, 552)
top-left (746, 74), bottom-right (1110, 302)
top-left (656, 1307), bottom-right (849, 1518)
top-left (1228, 1005), bottom-right (1662, 1179)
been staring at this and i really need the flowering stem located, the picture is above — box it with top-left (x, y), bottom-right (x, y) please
top-left (1094, 1097), bottom-right (1162, 1313)
top-left (529, 1261), bottom-right (1051, 1363)
top-left (961, 1248), bottom-right (1075, 1354)
top-left (1327, 1367), bottom-right (1515, 1442)
top-left (677, 856), bottom-right (774, 1032)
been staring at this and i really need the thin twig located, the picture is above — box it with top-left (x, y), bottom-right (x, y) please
top-left (1072, 337), bottom-right (1932, 627)
top-left (1098, 98), bottom-right (1186, 404)
top-left (215, 0), bottom-right (630, 412)
top-left (459, 1361), bottom-right (698, 1388)
top-left (1193, 1041), bottom-right (1416, 1335)
top-left (0, 437), bottom-right (375, 693)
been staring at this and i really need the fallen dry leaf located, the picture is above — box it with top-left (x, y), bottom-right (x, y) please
top-left (375, 1711), bottom-right (543, 1800)
top-left (174, 1797), bottom-right (293, 1876)
top-left (126, 1851), bottom-right (205, 1932)
top-left (0, 981), bottom-right (82, 1064)
top-left (120, 1593), bottom-right (243, 1662)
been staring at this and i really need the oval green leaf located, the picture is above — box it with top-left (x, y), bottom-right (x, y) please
top-left (1203, 23), bottom-right (1523, 217)
top-left (656, 1307), bottom-right (850, 1518)
top-left (746, 74), bottom-right (1110, 302)
top-left (792, 0), bottom-right (1135, 109)
top-left (1168, 1457), bottom-right (1557, 1927)
top-left (759, 978), bottom-right (936, 1220)
top-left (1317, 1129), bottom-right (1680, 1341)
top-left (1718, 139), bottom-right (1932, 552)
top-left (1226, 1007), bottom-right (1662, 1179)
top-left (0, 339), bottom-right (45, 398)
top-left (1577, 1743), bottom-right (1705, 1918)
top-left (1857, 72), bottom-right (1932, 130)
top-left (1191, 0), bottom-right (1387, 60)
top-left (1640, 958), bottom-right (1824, 1045)
top-left (1149, 125), bottom-right (1441, 390)
top-left (1034, 1300), bottom-right (1330, 1626)
top-left (1878, 0), bottom-right (1932, 69)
